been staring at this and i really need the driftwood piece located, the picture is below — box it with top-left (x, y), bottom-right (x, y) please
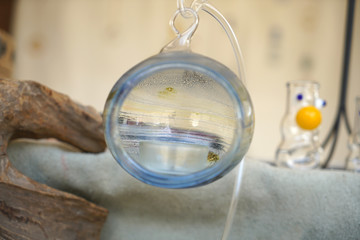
top-left (0, 78), bottom-right (108, 239)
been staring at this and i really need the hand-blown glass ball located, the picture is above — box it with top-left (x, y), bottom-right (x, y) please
top-left (103, 51), bottom-right (254, 188)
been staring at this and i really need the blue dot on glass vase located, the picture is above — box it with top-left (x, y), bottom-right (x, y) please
top-left (297, 93), bottom-right (303, 101)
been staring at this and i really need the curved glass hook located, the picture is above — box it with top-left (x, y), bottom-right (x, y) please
top-left (176, 0), bottom-right (247, 84)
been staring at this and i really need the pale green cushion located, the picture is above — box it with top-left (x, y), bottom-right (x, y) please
top-left (8, 139), bottom-right (360, 240)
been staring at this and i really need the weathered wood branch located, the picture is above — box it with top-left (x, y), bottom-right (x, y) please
top-left (0, 78), bottom-right (108, 239)
top-left (0, 78), bottom-right (106, 153)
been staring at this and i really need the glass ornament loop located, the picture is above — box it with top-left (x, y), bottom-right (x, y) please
top-left (162, 8), bottom-right (199, 52)
top-left (170, 8), bottom-right (199, 36)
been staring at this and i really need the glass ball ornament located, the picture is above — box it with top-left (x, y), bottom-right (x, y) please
top-left (103, 51), bottom-right (254, 188)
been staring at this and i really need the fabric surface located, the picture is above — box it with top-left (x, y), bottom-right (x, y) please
top-left (7, 139), bottom-right (360, 240)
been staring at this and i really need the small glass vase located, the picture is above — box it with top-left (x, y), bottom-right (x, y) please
top-left (276, 80), bottom-right (325, 169)
top-left (346, 97), bottom-right (360, 173)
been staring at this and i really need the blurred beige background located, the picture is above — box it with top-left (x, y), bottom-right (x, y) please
top-left (12, 0), bottom-right (360, 167)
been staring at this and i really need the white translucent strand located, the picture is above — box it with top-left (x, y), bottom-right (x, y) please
top-left (221, 159), bottom-right (245, 240)
top-left (199, 2), bottom-right (247, 84)
top-left (177, 0), bottom-right (247, 84)
top-left (177, 0), bottom-right (186, 13)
